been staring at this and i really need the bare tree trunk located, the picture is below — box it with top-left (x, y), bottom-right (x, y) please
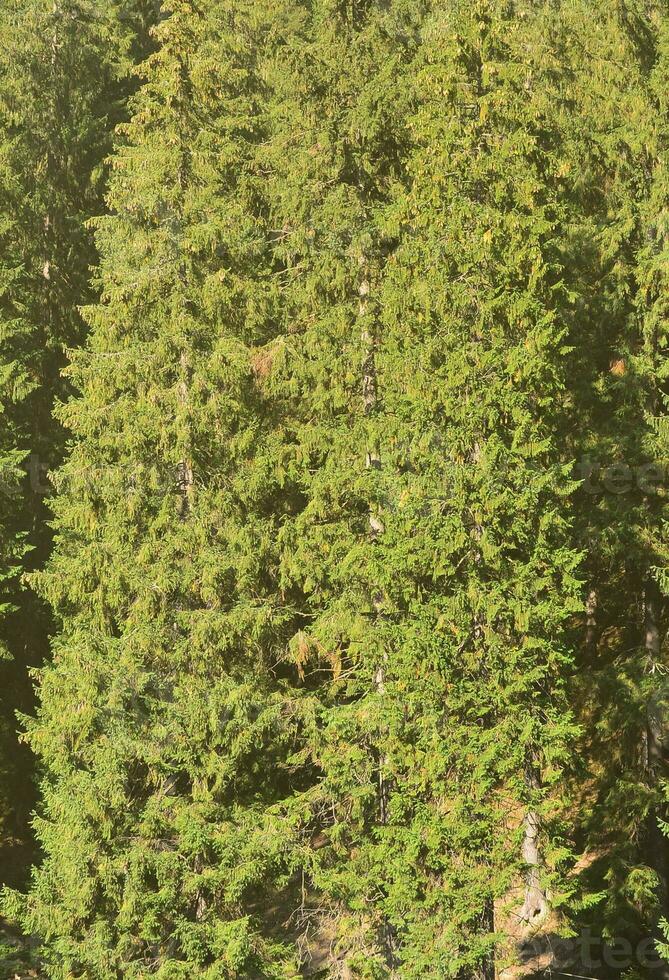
top-left (518, 745), bottom-right (548, 929)
top-left (518, 792), bottom-right (548, 928)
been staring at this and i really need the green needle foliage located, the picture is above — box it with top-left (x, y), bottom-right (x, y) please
top-left (258, 0), bottom-right (432, 969)
top-left (259, 0), bottom-right (582, 975)
top-left (3, 0), bottom-right (669, 978)
top-left (551, 0), bottom-right (669, 950)
top-left (5, 2), bottom-right (307, 975)
top-left (369, 2), bottom-right (583, 971)
top-left (0, 0), bottom-right (157, 889)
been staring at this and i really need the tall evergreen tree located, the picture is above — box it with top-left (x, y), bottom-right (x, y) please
top-left (0, 0), bottom-right (156, 890)
top-left (261, 0), bottom-right (583, 974)
top-left (553, 0), bottom-right (669, 960)
top-left (5, 1), bottom-right (309, 975)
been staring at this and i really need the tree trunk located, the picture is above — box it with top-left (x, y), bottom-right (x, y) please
top-left (585, 587), bottom-right (598, 652)
top-left (518, 752), bottom-right (548, 928)
top-left (519, 811), bottom-right (547, 927)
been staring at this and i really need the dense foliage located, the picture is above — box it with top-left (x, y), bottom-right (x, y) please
top-left (1, 1), bottom-right (669, 977)
top-left (0, 0), bottom-right (158, 889)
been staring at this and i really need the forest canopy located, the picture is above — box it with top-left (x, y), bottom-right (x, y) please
top-left (0, 1), bottom-right (669, 978)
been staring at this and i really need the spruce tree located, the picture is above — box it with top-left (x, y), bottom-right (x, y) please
top-left (0, 0), bottom-right (155, 890)
top-left (5, 1), bottom-right (309, 976)
top-left (257, 0), bottom-right (429, 970)
top-left (554, 0), bottom-right (669, 957)
top-left (261, 0), bottom-right (582, 974)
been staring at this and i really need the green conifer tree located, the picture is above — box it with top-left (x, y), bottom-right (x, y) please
top-left (0, 0), bottom-right (155, 891)
top-left (5, 2), bottom-right (308, 975)
top-left (262, 0), bottom-right (583, 974)
top-left (554, 0), bottom-right (669, 959)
